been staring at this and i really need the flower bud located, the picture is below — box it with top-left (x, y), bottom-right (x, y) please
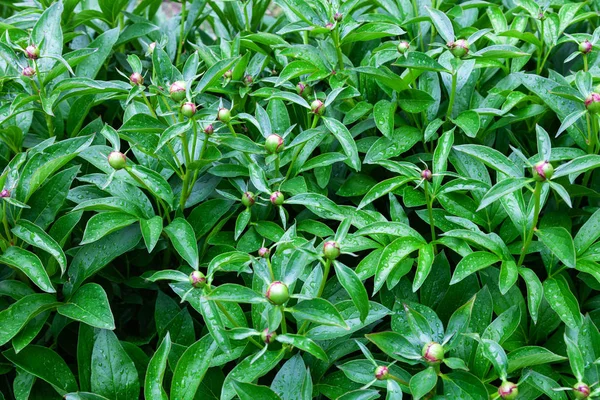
top-left (169, 81), bottom-right (186, 102)
top-left (265, 134), bottom-right (284, 154)
top-left (181, 102), bottom-right (196, 118)
top-left (266, 281), bottom-right (290, 305)
top-left (0, 189), bottom-right (10, 198)
top-left (22, 66), bottom-right (35, 77)
top-left (374, 366), bottom-right (389, 380)
top-left (421, 169), bottom-right (432, 181)
top-left (422, 342), bottom-right (444, 363)
top-left (261, 328), bottom-right (277, 344)
top-left (325, 22), bottom-right (334, 30)
top-left (217, 107), bottom-right (232, 124)
top-left (296, 82), bottom-right (311, 98)
top-left (532, 160), bottom-right (554, 181)
top-left (574, 382), bottom-right (591, 399)
top-left (243, 74), bottom-right (253, 86)
top-left (323, 241), bottom-right (341, 260)
top-left (449, 39), bottom-right (469, 58)
top-left (223, 69), bottom-right (233, 79)
top-left (25, 45), bottom-right (39, 60)
top-left (580, 40), bottom-right (593, 54)
top-left (311, 99), bottom-right (325, 115)
top-left (108, 151), bottom-right (127, 170)
top-left (147, 42), bottom-right (156, 55)
top-left (585, 93), bottom-right (600, 114)
top-left (397, 41), bottom-right (410, 54)
top-left (130, 72), bottom-right (144, 86)
top-left (334, 12), bottom-right (343, 22)
top-left (498, 381), bottom-right (518, 400)
top-left (204, 124), bottom-right (214, 135)
top-left (270, 191), bottom-right (284, 206)
top-left (189, 270), bottom-right (206, 288)
top-left (258, 247), bottom-right (270, 258)
top-left (241, 191), bottom-right (255, 208)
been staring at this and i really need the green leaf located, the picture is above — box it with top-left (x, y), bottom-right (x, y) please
top-left (373, 100), bottom-right (395, 138)
top-left (57, 283), bottom-right (115, 330)
top-left (275, 334), bottom-right (328, 361)
top-left (432, 129), bottom-right (454, 192)
top-left (333, 261), bottom-right (369, 323)
top-left (164, 218), bottom-right (199, 270)
top-left (499, 260), bottom-right (518, 295)
top-left (12, 219), bottom-right (67, 275)
top-left (519, 267), bottom-right (543, 323)
top-left (144, 333), bottom-right (171, 400)
top-left (358, 176), bottom-right (413, 210)
top-left (0, 294), bottom-right (58, 346)
top-left (454, 144), bottom-right (522, 177)
top-left (427, 7), bottom-right (455, 43)
top-left (0, 247), bottom-right (55, 293)
top-left (140, 216), bottom-right (163, 253)
top-left (206, 284), bottom-right (267, 304)
top-left (323, 117), bottom-right (361, 172)
top-left (507, 346), bottom-right (566, 373)
top-left (221, 350), bottom-right (286, 400)
top-left (543, 276), bottom-right (582, 329)
top-left (375, 237), bottom-right (424, 294)
top-left (288, 298), bottom-right (348, 328)
top-left (450, 252), bottom-right (500, 285)
top-left (393, 51), bottom-right (448, 72)
top-left (80, 212), bottom-right (139, 245)
top-left (232, 381), bottom-right (282, 400)
top-left (398, 89), bottom-right (435, 114)
top-left (452, 110), bottom-right (480, 138)
top-left (170, 335), bottom-right (218, 400)
top-left (91, 330), bottom-right (140, 400)
top-left (535, 227), bottom-right (576, 268)
top-left (128, 165), bottom-right (174, 207)
top-left (409, 366), bottom-right (437, 400)
top-left (3, 346), bottom-right (78, 395)
top-left (552, 154), bottom-right (600, 179)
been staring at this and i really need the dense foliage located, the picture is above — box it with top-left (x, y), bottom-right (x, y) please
top-left (2, 0), bottom-right (600, 399)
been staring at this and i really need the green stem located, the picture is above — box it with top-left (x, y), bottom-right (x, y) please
top-left (274, 155), bottom-right (280, 178)
top-left (34, 60), bottom-right (55, 137)
top-left (446, 71), bottom-right (457, 120)
top-left (388, 374), bottom-right (410, 387)
top-left (142, 91), bottom-right (157, 119)
top-left (584, 53), bottom-right (589, 72)
top-left (424, 181), bottom-right (437, 252)
top-left (317, 259), bottom-right (331, 298)
top-left (280, 306), bottom-right (287, 334)
top-left (2, 202), bottom-right (12, 243)
top-left (179, 114), bottom-right (192, 211)
top-left (517, 181), bottom-right (542, 266)
top-left (333, 25), bottom-right (344, 71)
top-left (266, 257), bottom-right (275, 281)
top-left (215, 300), bottom-right (263, 349)
top-left (176, 0), bottom-right (187, 66)
top-left (227, 122), bottom-right (237, 137)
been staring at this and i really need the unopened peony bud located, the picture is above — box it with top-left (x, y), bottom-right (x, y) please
top-left (22, 67), bottom-right (35, 77)
top-left (397, 41), bottom-right (410, 54)
top-left (189, 270), bottom-right (206, 288)
top-left (261, 328), bottom-right (277, 344)
top-left (265, 134), bottom-right (284, 154)
top-left (574, 382), bottom-right (591, 399)
top-left (108, 151), bottom-right (127, 170)
top-left (241, 191), bottom-right (255, 207)
top-left (422, 342), bottom-right (444, 363)
top-left (532, 160), bottom-right (554, 181)
top-left (311, 99), bottom-right (325, 115)
top-left (421, 169), bottom-right (432, 181)
top-left (130, 72), bottom-right (144, 86)
top-left (498, 381), bottom-right (518, 400)
top-left (204, 124), bottom-right (214, 135)
top-left (169, 81), bottom-right (186, 102)
top-left (585, 93), bottom-right (600, 114)
top-left (449, 39), bottom-right (469, 58)
top-left (334, 12), bottom-right (343, 22)
top-left (270, 191), bottom-right (284, 206)
top-left (223, 69), bottom-right (233, 79)
top-left (375, 366), bottom-right (389, 380)
top-left (266, 281), bottom-right (289, 305)
top-left (244, 75), bottom-right (253, 86)
top-left (580, 40), bottom-right (593, 54)
top-left (296, 82), bottom-right (311, 98)
top-left (217, 107), bottom-right (232, 123)
top-left (258, 247), bottom-right (270, 258)
top-left (25, 45), bottom-right (39, 60)
top-left (181, 102), bottom-right (196, 118)
top-left (323, 241), bottom-right (341, 260)
top-left (0, 189), bottom-right (10, 198)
